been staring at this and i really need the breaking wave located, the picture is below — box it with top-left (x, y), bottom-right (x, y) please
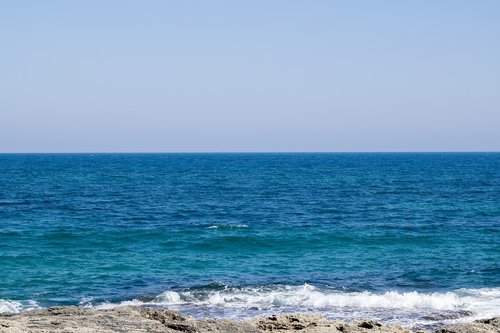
top-left (0, 299), bottom-right (40, 314)
top-left (90, 284), bottom-right (500, 327)
top-left (2, 285), bottom-right (499, 329)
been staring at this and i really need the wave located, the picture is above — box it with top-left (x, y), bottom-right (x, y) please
top-left (206, 224), bottom-right (249, 229)
top-left (0, 299), bottom-right (39, 314)
top-left (90, 284), bottom-right (500, 326)
top-left (3, 285), bottom-right (498, 328)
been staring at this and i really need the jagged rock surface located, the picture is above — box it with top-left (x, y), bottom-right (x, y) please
top-left (436, 317), bottom-right (500, 333)
top-left (246, 313), bottom-right (412, 332)
top-left (0, 306), bottom-right (498, 333)
top-left (0, 306), bottom-right (260, 333)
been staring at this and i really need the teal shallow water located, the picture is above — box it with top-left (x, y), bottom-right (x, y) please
top-left (0, 153), bottom-right (499, 327)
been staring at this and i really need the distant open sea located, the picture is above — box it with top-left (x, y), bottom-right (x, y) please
top-left (0, 153), bottom-right (498, 329)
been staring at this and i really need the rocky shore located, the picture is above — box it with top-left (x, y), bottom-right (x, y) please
top-left (0, 306), bottom-right (498, 333)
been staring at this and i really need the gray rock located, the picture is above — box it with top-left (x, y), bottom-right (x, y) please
top-left (0, 306), bottom-right (260, 333)
top-left (245, 313), bottom-right (412, 332)
top-left (435, 317), bottom-right (500, 333)
top-left (0, 306), bottom-right (498, 333)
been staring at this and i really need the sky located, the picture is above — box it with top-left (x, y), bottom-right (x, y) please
top-left (1, 1), bottom-right (499, 152)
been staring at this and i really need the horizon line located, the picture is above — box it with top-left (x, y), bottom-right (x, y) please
top-left (1, 151), bottom-right (499, 154)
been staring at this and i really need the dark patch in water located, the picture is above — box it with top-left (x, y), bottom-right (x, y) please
top-left (421, 310), bottom-right (473, 321)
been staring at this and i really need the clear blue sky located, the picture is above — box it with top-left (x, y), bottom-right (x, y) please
top-left (1, 1), bottom-right (499, 152)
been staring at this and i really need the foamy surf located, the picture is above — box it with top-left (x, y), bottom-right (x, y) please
top-left (0, 300), bottom-right (40, 314)
top-left (87, 284), bottom-right (500, 328)
top-left (206, 224), bottom-right (249, 229)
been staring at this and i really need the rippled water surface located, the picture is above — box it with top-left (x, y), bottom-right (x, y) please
top-left (0, 153), bottom-right (499, 327)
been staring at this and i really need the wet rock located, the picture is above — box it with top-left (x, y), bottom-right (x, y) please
top-left (357, 320), bottom-right (383, 329)
top-left (477, 318), bottom-right (500, 329)
top-left (435, 317), bottom-right (500, 333)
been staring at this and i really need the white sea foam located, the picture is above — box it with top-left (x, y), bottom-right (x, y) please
top-left (3, 285), bottom-right (497, 328)
top-left (152, 284), bottom-right (498, 313)
top-left (93, 299), bottom-right (145, 310)
top-left (89, 284), bottom-right (500, 327)
top-left (207, 224), bottom-right (249, 229)
top-left (0, 299), bottom-right (40, 314)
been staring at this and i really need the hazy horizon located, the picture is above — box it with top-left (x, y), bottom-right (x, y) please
top-left (1, 151), bottom-right (499, 154)
top-left (2, 1), bottom-right (499, 153)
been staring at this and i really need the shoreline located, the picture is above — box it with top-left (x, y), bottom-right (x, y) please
top-left (0, 306), bottom-right (498, 333)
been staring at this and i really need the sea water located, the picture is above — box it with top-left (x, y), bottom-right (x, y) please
top-left (0, 153), bottom-right (498, 329)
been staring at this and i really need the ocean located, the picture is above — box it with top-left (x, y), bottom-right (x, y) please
top-left (0, 153), bottom-right (498, 329)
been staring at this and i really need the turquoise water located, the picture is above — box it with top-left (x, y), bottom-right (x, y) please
top-left (0, 153), bottom-right (499, 327)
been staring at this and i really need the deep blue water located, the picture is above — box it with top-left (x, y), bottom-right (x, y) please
top-left (0, 153), bottom-right (499, 326)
